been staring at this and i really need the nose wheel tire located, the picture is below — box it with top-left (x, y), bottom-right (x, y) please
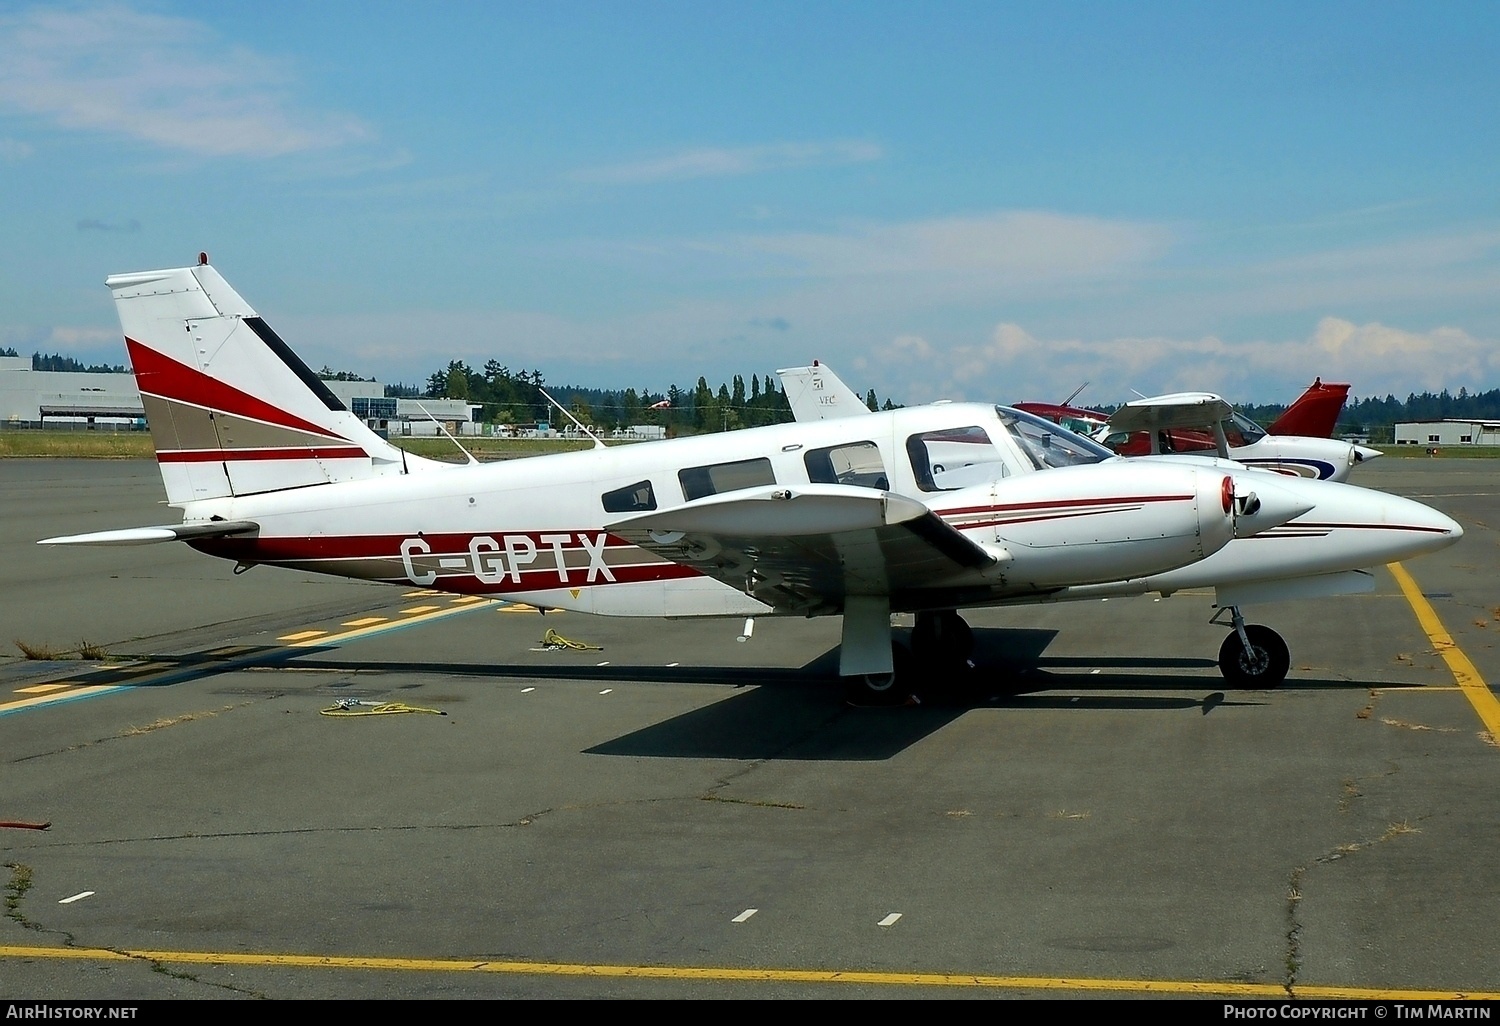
top-left (1217, 624), bottom-right (1290, 688)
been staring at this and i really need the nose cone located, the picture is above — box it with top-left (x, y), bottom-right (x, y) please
top-left (1357, 487), bottom-right (1464, 560)
top-left (1353, 445), bottom-right (1383, 464)
top-left (1423, 504), bottom-right (1464, 546)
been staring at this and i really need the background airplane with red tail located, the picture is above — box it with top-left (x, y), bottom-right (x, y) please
top-left (1012, 379), bottom-right (1381, 482)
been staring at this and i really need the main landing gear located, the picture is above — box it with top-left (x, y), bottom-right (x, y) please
top-left (843, 609), bottom-right (975, 707)
top-left (1212, 605), bottom-right (1290, 688)
top-left (909, 610), bottom-right (974, 668)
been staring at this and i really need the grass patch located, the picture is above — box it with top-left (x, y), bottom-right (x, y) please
top-left (12, 638), bottom-right (112, 660)
top-left (0, 430), bottom-right (595, 461)
top-left (397, 436), bottom-right (597, 461)
top-left (4, 863), bottom-right (37, 930)
top-left (1374, 445), bottom-right (1500, 459)
top-left (13, 638), bottom-right (67, 660)
top-left (0, 430), bottom-right (155, 458)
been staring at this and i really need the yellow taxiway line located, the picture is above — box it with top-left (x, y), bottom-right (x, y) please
top-left (282, 599), bottom-right (500, 647)
top-left (1, 600), bottom-right (508, 715)
top-left (0, 944), bottom-right (1495, 998)
top-left (1388, 562), bottom-right (1500, 737)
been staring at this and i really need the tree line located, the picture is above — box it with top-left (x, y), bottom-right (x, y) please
top-left (13, 343), bottom-right (1499, 439)
top-left (407, 358), bottom-right (884, 434)
top-left (2, 349), bottom-right (129, 373)
top-left (1243, 388), bottom-right (1500, 442)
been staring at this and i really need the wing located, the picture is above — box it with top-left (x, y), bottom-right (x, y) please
top-left (1107, 392), bottom-right (1234, 433)
top-left (609, 485), bottom-right (999, 614)
top-left (39, 520), bottom-right (260, 546)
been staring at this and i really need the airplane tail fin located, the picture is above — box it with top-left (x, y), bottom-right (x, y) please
top-left (1267, 378), bottom-right (1350, 438)
top-left (109, 256), bottom-right (434, 506)
top-left (775, 360), bottom-right (870, 421)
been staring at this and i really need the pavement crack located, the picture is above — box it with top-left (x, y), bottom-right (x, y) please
top-left (11, 703), bottom-right (254, 764)
top-left (4, 861), bottom-right (43, 934)
top-left (7, 862), bottom-right (262, 996)
top-left (700, 703), bottom-right (847, 798)
top-left (1284, 865), bottom-right (1304, 996)
top-left (1284, 817), bottom-right (1424, 997)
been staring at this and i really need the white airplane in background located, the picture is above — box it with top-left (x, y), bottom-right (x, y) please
top-left (38, 261), bottom-right (1460, 706)
top-left (1015, 387), bottom-right (1382, 483)
top-left (780, 363), bottom-right (1381, 483)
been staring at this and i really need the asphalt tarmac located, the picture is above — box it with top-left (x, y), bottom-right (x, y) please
top-left (1, 457), bottom-right (1497, 1000)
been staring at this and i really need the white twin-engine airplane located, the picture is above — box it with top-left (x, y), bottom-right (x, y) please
top-left (41, 258), bottom-right (1461, 704)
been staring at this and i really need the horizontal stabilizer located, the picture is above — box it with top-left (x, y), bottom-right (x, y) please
top-left (39, 520), bottom-right (259, 547)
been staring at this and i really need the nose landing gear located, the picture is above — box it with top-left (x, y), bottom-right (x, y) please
top-left (1213, 605), bottom-right (1290, 688)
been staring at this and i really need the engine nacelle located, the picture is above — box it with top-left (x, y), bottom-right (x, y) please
top-left (970, 461), bottom-right (1238, 590)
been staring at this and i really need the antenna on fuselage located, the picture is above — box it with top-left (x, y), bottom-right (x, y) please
top-left (1061, 381), bottom-right (1089, 406)
top-left (539, 388), bottom-right (607, 450)
top-left (412, 401), bottom-right (479, 465)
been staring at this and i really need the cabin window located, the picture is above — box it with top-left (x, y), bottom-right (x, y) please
top-left (678, 457), bottom-right (776, 501)
top-left (905, 426), bottom-right (1002, 492)
top-left (1222, 412), bottom-right (1267, 448)
top-left (997, 407), bottom-right (1113, 469)
top-left (601, 480), bottom-right (657, 513)
top-left (804, 441), bottom-right (888, 489)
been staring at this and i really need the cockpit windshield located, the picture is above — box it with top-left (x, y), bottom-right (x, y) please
top-left (995, 406), bottom-right (1116, 469)
top-left (1224, 411), bottom-right (1267, 447)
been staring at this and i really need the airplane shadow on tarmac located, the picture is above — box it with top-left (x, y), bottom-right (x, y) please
top-left (93, 625), bottom-right (1385, 761)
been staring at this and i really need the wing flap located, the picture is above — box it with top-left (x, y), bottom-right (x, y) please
top-left (39, 520), bottom-right (260, 546)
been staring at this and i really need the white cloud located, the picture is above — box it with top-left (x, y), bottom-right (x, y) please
top-left (894, 318), bottom-right (1500, 407)
top-left (740, 210), bottom-right (1171, 282)
top-left (0, 3), bottom-right (370, 156)
top-left (603, 210), bottom-right (1174, 297)
top-left (572, 140), bottom-right (882, 184)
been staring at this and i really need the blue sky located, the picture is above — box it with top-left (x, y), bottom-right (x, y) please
top-left (1, 1), bottom-right (1497, 406)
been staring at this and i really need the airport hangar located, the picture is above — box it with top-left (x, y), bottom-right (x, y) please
top-left (0, 357), bottom-right (480, 436)
top-left (1393, 419), bottom-right (1500, 447)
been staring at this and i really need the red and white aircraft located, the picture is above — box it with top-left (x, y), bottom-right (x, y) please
top-left (1013, 380), bottom-right (1382, 483)
top-left (39, 261), bottom-right (1460, 702)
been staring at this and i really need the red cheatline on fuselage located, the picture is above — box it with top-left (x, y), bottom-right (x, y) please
top-left (158, 446), bottom-right (368, 463)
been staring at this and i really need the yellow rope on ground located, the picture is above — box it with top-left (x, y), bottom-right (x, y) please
top-left (541, 628), bottom-right (602, 651)
top-left (320, 699), bottom-right (446, 717)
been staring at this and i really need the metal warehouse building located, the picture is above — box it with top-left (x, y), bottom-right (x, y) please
top-left (1394, 419), bottom-right (1500, 446)
top-left (0, 356), bottom-right (143, 426)
top-left (0, 358), bottom-right (481, 434)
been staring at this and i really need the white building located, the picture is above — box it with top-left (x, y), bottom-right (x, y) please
top-left (0, 357), bottom-right (143, 426)
top-left (1394, 420), bottom-right (1500, 446)
top-left (0, 363), bottom-right (488, 435)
